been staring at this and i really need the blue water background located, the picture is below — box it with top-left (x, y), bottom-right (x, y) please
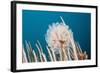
top-left (22, 10), bottom-right (91, 60)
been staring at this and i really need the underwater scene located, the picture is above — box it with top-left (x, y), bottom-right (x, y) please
top-left (22, 10), bottom-right (91, 63)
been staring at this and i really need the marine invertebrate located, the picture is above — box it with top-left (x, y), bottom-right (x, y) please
top-left (45, 16), bottom-right (88, 61)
